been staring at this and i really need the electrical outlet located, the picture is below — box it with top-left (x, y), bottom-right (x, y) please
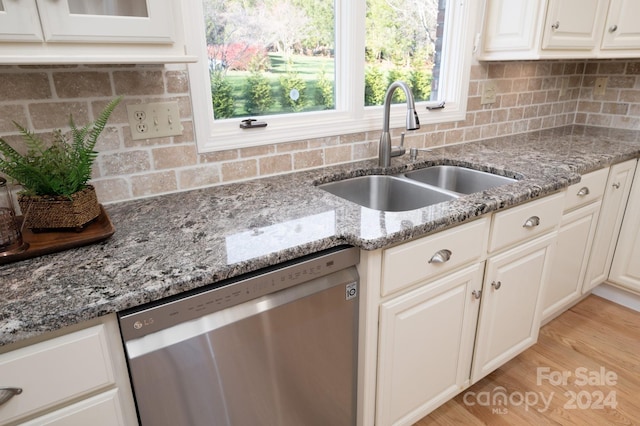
top-left (594, 77), bottom-right (608, 97)
top-left (126, 101), bottom-right (183, 140)
top-left (480, 82), bottom-right (497, 105)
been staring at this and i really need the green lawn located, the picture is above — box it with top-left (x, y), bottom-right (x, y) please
top-left (220, 53), bottom-right (335, 117)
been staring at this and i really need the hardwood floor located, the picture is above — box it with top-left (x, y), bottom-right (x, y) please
top-left (415, 295), bottom-right (640, 425)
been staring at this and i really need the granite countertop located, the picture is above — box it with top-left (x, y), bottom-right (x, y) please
top-left (2, 125), bottom-right (640, 348)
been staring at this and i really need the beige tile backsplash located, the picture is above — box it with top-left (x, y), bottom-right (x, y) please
top-left (1, 59), bottom-right (640, 204)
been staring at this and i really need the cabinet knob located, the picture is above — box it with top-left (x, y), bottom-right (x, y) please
top-left (491, 281), bottom-right (502, 290)
top-left (609, 25), bottom-right (618, 33)
top-left (472, 289), bottom-right (482, 299)
top-left (429, 249), bottom-right (452, 264)
top-left (523, 216), bottom-right (541, 228)
top-left (577, 187), bottom-right (590, 196)
top-left (612, 182), bottom-right (621, 189)
top-left (0, 387), bottom-right (23, 406)
top-left (551, 21), bottom-right (560, 30)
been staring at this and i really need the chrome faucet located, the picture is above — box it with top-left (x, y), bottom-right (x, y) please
top-left (378, 81), bottom-right (420, 167)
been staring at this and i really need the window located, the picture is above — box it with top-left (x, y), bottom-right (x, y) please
top-left (183, 0), bottom-right (478, 152)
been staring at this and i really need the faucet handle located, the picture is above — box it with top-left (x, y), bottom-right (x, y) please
top-left (391, 132), bottom-right (406, 158)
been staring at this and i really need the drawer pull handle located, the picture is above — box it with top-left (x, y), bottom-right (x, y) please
top-left (0, 387), bottom-right (23, 406)
top-left (523, 216), bottom-right (540, 228)
top-left (551, 21), bottom-right (560, 30)
top-left (609, 25), bottom-right (618, 33)
top-left (577, 187), bottom-right (590, 196)
top-left (491, 281), bottom-right (502, 290)
top-left (472, 290), bottom-right (482, 299)
top-left (429, 249), bottom-right (452, 264)
top-left (612, 182), bottom-right (621, 189)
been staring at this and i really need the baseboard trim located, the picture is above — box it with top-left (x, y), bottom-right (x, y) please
top-left (591, 283), bottom-right (640, 312)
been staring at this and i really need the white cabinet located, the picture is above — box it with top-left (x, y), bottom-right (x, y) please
top-left (0, 0), bottom-right (42, 42)
top-left (381, 218), bottom-right (489, 296)
top-left (479, 0), bottom-right (640, 60)
top-left (35, 0), bottom-right (174, 44)
top-left (374, 193), bottom-right (562, 425)
top-left (0, 316), bottom-right (137, 426)
top-left (480, 0), bottom-right (545, 60)
top-left (376, 265), bottom-right (484, 426)
top-left (609, 162), bottom-right (640, 292)
top-left (472, 232), bottom-right (556, 383)
top-left (542, 168), bottom-right (608, 321)
top-left (601, 0), bottom-right (640, 51)
top-left (471, 193), bottom-right (562, 383)
top-left (541, 0), bottom-right (608, 51)
top-left (584, 159), bottom-right (637, 292)
top-left (0, 0), bottom-right (195, 64)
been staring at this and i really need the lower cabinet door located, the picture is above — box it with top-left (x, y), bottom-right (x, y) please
top-left (376, 264), bottom-right (484, 426)
top-left (584, 159), bottom-right (637, 291)
top-left (609, 164), bottom-right (640, 292)
top-left (472, 232), bottom-right (556, 383)
top-left (543, 201), bottom-right (601, 320)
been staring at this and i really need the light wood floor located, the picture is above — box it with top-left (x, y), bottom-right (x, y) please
top-left (416, 295), bottom-right (640, 425)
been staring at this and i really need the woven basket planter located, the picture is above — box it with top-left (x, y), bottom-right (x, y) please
top-left (18, 186), bottom-right (101, 231)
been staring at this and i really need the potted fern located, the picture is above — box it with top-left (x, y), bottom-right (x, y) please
top-left (0, 97), bottom-right (121, 230)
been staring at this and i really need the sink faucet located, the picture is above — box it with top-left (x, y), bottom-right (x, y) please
top-left (378, 81), bottom-right (420, 167)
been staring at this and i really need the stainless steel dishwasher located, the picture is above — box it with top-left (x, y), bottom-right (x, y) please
top-left (118, 246), bottom-right (359, 426)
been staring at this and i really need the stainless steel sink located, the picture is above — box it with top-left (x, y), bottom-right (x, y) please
top-left (403, 165), bottom-right (517, 194)
top-left (319, 175), bottom-right (457, 211)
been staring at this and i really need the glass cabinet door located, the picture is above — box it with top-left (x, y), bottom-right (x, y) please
top-left (0, 0), bottom-right (44, 41)
top-left (35, 0), bottom-right (175, 43)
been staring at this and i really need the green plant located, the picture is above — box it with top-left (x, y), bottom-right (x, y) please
top-left (0, 96), bottom-right (121, 198)
top-left (279, 63), bottom-right (307, 112)
top-left (315, 68), bottom-right (334, 110)
top-left (211, 73), bottom-right (236, 118)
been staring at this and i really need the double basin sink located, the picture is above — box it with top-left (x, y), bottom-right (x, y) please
top-left (319, 166), bottom-right (517, 211)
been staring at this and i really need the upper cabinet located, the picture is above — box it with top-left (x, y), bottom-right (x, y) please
top-left (541, 0), bottom-right (608, 51)
top-left (601, 0), bottom-right (640, 51)
top-left (479, 0), bottom-right (640, 60)
top-left (0, 0), bottom-right (196, 64)
top-left (0, 0), bottom-right (43, 42)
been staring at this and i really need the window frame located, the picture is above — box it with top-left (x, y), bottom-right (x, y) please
top-left (183, 0), bottom-right (478, 153)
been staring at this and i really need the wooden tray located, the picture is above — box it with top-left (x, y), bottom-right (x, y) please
top-left (0, 205), bottom-right (115, 265)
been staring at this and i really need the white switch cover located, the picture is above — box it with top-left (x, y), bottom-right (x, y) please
top-left (480, 82), bottom-right (497, 105)
top-left (594, 77), bottom-right (608, 97)
top-left (126, 101), bottom-right (183, 140)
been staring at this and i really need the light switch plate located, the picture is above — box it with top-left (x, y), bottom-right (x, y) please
top-left (594, 77), bottom-right (608, 97)
top-left (126, 101), bottom-right (183, 140)
top-left (480, 82), bottom-right (497, 105)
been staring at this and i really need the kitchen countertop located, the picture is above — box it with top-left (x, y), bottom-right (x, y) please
top-left (2, 125), bottom-right (640, 348)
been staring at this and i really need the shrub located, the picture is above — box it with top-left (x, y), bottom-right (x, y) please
top-left (279, 68), bottom-right (307, 112)
top-left (365, 66), bottom-right (386, 106)
top-left (244, 70), bottom-right (273, 114)
top-left (211, 73), bottom-right (235, 118)
top-left (411, 67), bottom-right (432, 102)
top-left (315, 68), bottom-right (334, 110)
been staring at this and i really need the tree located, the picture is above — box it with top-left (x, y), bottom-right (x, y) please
top-left (211, 73), bottom-right (235, 118)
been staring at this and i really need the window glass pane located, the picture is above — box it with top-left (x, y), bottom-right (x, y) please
top-left (67, 0), bottom-right (148, 17)
top-left (364, 0), bottom-right (445, 105)
top-left (201, 0), bottom-right (335, 120)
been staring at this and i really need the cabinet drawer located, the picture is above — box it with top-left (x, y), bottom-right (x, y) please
top-left (381, 217), bottom-right (490, 296)
top-left (489, 192), bottom-right (564, 253)
top-left (563, 168), bottom-right (608, 212)
top-left (0, 325), bottom-right (115, 425)
top-left (19, 389), bottom-right (125, 426)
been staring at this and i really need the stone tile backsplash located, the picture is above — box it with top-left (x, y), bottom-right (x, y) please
top-left (1, 59), bottom-right (639, 204)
